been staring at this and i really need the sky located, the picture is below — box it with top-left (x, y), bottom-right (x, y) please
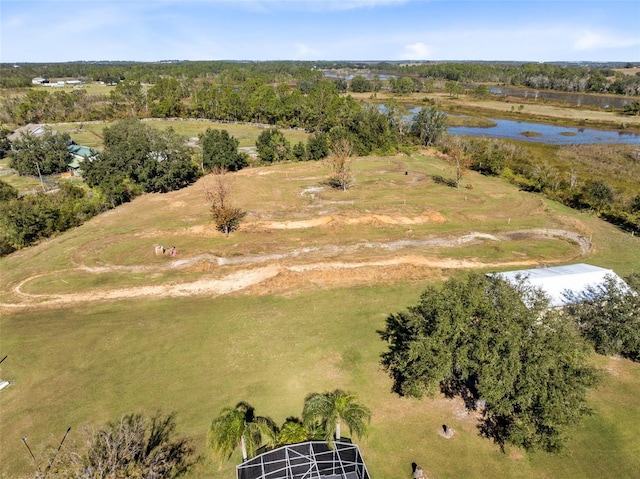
top-left (1, 0), bottom-right (639, 63)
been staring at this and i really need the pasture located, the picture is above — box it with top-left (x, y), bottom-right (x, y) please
top-left (51, 118), bottom-right (310, 151)
top-left (1, 151), bottom-right (639, 478)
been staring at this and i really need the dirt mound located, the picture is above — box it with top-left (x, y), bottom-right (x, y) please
top-left (250, 212), bottom-right (446, 230)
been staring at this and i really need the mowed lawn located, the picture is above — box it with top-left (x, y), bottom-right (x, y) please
top-left (2, 288), bottom-right (640, 479)
top-left (1, 152), bottom-right (640, 478)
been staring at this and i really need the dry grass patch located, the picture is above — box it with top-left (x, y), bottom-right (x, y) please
top-left (4, 151), bottom-right (638, 308)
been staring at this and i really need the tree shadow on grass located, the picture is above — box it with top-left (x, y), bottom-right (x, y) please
top-left (439, 378), bottom-right (510, 452)
top-left (431, 175), bottom-right (457, 188)
top-left (477, 414), bottom-right (510, 453)
top-left (440, 377), bottom-right (478, 410)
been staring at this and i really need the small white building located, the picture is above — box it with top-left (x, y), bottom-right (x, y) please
top-left (32, 77), bottom-right (48, 84)
top-left (492, 263), bottom-right (629, 307)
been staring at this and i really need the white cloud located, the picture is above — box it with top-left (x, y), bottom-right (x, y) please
top-left (574, 30), bottom-right (640, 51)
top-left (227, 0), bottom-right (409, 13)
top-left (314, 0), bottom-right (409, 11)
top-left (389, 23), bottom-right (640, 62)
top-left (400, 42), bottom-right (432, 60)
top-left (294, 43), bottom-right (320, 59)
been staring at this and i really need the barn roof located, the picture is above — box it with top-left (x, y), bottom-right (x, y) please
top-left (492, 263), bottom-right (628, 307)
top-left (7, 124), bottom-right (46, 142)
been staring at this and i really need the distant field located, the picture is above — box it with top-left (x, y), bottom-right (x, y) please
top-left (32, 82), bottom-right (114, 96)
top-left (53, 119), bottom-right (310, 150)
top-left (611, 67), bottom-right (640, 76)
top-left (1, 152), bottom-right (639, 478)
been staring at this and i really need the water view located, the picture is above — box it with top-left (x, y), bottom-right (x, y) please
top-left (404, 106), bottom-right (640, 145)
top-left (448, 118), bottom-right (640, 145)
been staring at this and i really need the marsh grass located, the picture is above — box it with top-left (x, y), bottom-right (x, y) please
top-left (446, 115), bottom-right (497, 128)
top-left (350, 91), bottom-right (640, 130)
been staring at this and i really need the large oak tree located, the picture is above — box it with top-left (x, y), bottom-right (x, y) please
top-left (10, 128), bottom-right (72, 176)
top-left (199, 128), bottom-right (247, 172)
top-left (564, 273), bottom-right (640, 361)
top-left (379, 273), bottom-right (599, 452)
top-left (82, 119), bottom-right (200, 203)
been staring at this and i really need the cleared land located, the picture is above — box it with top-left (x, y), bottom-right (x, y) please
top-left (1, 152), bottom-right (639, 478)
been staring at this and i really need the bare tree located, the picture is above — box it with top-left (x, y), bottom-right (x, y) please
top-left (28, 413), bottom-right (194, 479)
top-left (205, 168), bottom-right (246, 237)
top-left (326, 138), bottom-right (354, 191)
top-left (443, 136), bottom-right (473, 189)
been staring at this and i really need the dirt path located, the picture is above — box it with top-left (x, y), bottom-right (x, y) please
top-left (2, 228), bottom-right (590, 310)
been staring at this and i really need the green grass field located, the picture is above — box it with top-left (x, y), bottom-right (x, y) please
top-left (53, 119), bottom-right (310, 150)
top-left (1, 151), bottom-right (639, 478)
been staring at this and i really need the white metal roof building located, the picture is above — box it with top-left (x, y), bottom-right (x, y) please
top-left (493, 263), bottom-right (628, 307)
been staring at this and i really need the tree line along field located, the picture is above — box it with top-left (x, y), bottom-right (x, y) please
top-left (4, 116), bottom-right (637, 248)
top-left (1, 151), bottom-right (639, 478)
top-left (3, 64), bottom-right (639, 238)
top-left (3, 60), bottom-right (640, 134)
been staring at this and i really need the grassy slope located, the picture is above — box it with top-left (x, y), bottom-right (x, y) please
top-left (1, 152), bottom-right (639, 478)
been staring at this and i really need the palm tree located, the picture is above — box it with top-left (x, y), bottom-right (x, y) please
top-left (302, 389), bottom-right (371, 447)
top-left (207, 402), bottom-right (277, 463)
top-left (277, 417), bottom-right (310, 446)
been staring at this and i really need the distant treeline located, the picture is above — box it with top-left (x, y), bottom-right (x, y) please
top-left (3, 68), bottom-right (639, 130)
top-left (400, 62), bottom-right (640, 95)
top-left (1, 75), bottom-right (407, 136)
top-left (0, 60), bottom-right (323, 88)
top-left (2, 60), bottom-right (639, 95)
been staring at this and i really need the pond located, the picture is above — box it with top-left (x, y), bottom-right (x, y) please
top-left (448, 118), bottom-right (640, 145)
top-left (405, 107), bottom-right (640, 145)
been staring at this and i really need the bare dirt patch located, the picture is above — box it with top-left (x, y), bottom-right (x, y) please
top-left (2, 228), bottom-right (590, 310)
top-left (250, 212), bottom-right (446, 230)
